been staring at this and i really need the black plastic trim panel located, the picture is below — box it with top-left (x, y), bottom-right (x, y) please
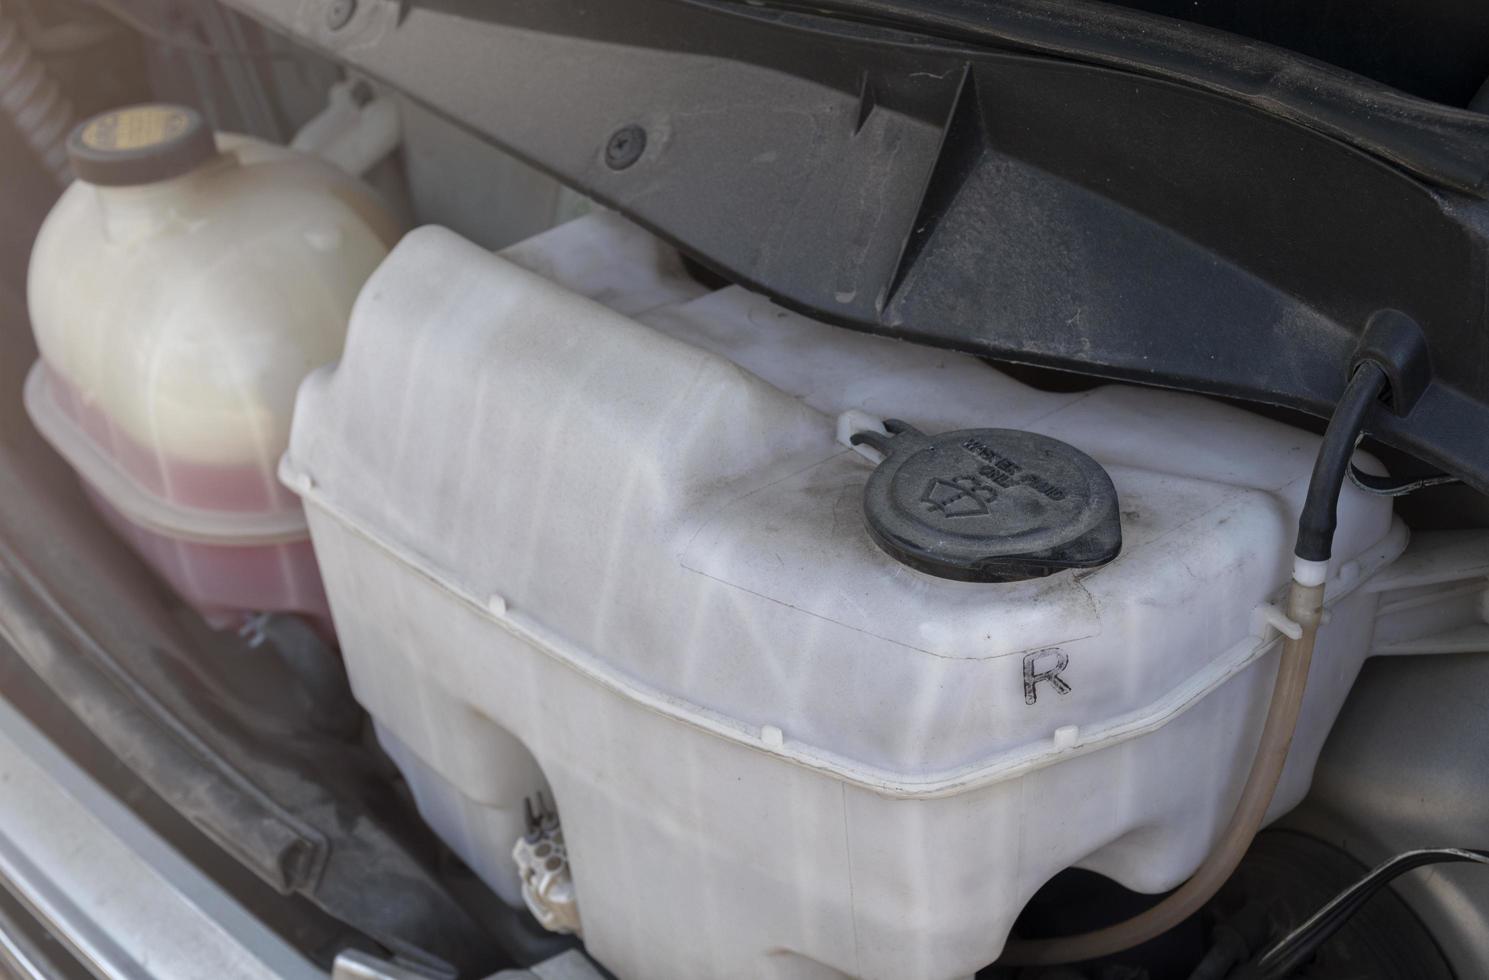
top-left (222, 0), bottom-right (1489, 492)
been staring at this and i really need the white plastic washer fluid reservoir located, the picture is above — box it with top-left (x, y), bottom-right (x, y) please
top-left (25, 104), bottom-right (400, 631)
top-left (284, 213), bottom-right (1427, 980)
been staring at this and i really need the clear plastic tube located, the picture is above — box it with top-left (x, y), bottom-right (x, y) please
top-left (999, 579), bottom-right (1326, 965)
top-left (999, 362), bottom-right (1386, 966)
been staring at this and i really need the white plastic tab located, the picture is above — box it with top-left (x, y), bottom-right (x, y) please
top-left (290, 78), bottom-right (402, 178)
top-left (836, 409), bottom-right (890, 464)
top-left (1254, 602), bottom-right (1304, 641)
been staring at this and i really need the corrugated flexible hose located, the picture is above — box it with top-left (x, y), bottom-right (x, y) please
top-left (0, 3), bottom-right (73, 185)
top-left (1000, 362), bottom-right (1388, 966)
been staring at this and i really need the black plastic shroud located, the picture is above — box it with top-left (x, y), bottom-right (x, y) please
top-left (248, 0), bottom-right (1489, 492)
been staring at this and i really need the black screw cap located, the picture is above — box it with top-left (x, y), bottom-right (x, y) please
top-left (852, 421), bottom-right (1122, 583)
top-left (604, 125), bottom-right (646, 170)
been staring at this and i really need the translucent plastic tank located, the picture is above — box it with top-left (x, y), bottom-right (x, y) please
top-left (282, 214), bottom-right (1467, 979)
top-left (24, 104), bottom-right (400, 629)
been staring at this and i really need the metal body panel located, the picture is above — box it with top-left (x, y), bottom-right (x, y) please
top-left (0, 682), bottom-right (324, 980)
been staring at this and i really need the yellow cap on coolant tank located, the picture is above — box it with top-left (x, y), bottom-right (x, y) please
top-left (67, 103), bottom-right (219, 186)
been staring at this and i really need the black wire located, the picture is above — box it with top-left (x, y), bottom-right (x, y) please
top-left (80, 0), bottom-right (298, 61)
top-left (1253, 847), bottom-right (1489, 979)
top-left (1294, 362), bottom-right (1388, 562)
top-left (1348, 463), bottom-right (1461, 497)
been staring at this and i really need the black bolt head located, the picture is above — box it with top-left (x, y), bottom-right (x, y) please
top-left (605, 125), bottom-right (646, 170)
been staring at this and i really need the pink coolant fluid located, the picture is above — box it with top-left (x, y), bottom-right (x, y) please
top-left (84, 486), bottom-right (331, 632)
top-left (31, 365), bottom-right (332, 635)
top-left (42, 364), bottom-right (301, 514)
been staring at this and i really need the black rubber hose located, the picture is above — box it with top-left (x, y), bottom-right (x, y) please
top-left (1294, 363), bottom-right (1388, 561)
